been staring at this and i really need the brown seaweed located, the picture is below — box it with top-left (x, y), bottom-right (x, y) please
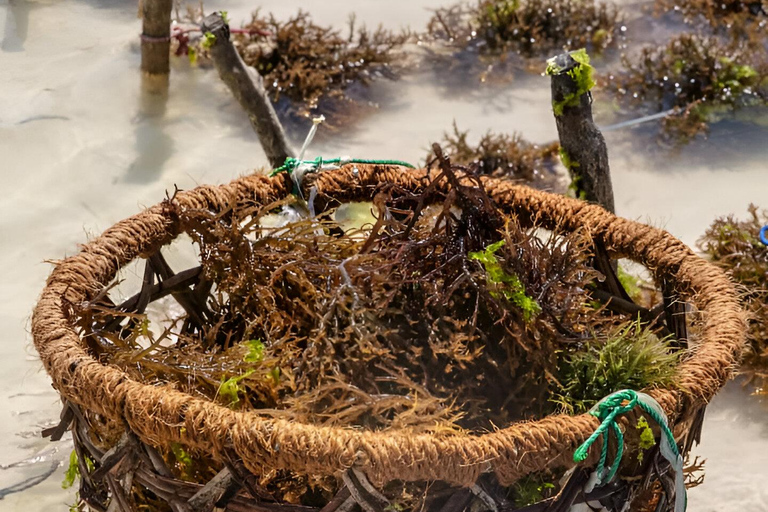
top-left (171, 6), bottom-right (408, 129)
top-left (606, 33), bottom-right (768, 144)
top-left (429, 123), bottom-right (565, 192)
top-left (698, 204), bottom-right (768, 382)
top-left (422, 0), bottom-right (621, 82)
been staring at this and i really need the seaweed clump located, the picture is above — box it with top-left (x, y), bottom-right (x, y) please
top-left (424, 0), bottom-right (620, 80)
top-left (171, 6), bottom-right (408, 128)
top-left (698, 205), bottom-right (768, 382)
top-left (606, 33), bottom-right (768, 144)
top-left (654, 0), bottom-right (767, 41)
top-left (233, 11), bottom-right (409, 125)
top-left (428, 123), bottom-right (565, 192)
top-left (165, 152), bottom-right (604, 432)
top-left (553, 319), bottom-right (679, 414)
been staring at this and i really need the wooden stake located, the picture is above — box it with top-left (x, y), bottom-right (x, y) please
top-left (549, 51), bottom-right (615, 213)
top-left (200, 12), bottom-right (295, 168)
top-left (141, 0), bottom-right (173, 76)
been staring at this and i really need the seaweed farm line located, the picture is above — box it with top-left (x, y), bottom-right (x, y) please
top-left (1, 0), bottom-right (768, 511)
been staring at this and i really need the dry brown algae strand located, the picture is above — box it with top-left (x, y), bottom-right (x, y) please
top-left (232, 11), bottom-right (409, 125)
top-left (172, 6), bottom-right (408, 128)
top-left (606, 33), bottom-right (768, 143)
top-left (698, 204), bottom-right (768, 383)
top-left (72, 154), bottom-right (687, 507)
top-left (428, 123), bottom-right (565, 192)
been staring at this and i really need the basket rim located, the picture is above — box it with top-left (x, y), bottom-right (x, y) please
top-left (32, 164), bottom-right (746, 487)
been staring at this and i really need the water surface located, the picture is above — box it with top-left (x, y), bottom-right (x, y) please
top-left (1, 0), bottom-right (767, 510)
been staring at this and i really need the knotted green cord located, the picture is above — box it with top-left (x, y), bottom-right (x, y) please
top-left (573, 389), bottom-right (680, 482)
top-left (269, 157), bottom-right (416, 178)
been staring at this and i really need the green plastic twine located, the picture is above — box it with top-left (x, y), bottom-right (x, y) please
top-left (574, 389), bottom-right (686, 512)
top-left (270, 157), bottom-right (415, 177)
top-left (270, 157), bottom-right (416, 195)
top-left (269, 115), bottom-right (415, 195)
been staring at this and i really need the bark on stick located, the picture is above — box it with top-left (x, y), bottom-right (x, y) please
top-left (140, 0), bottom-right (173, 76)
top-left (547, 51), bottom-right (615, 213)
top-left (201, 13), bottom-right (295, 168)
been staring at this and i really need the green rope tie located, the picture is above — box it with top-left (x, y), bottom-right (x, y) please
top-left (574, 389), bottom-right (686, 511)
top-left (269, 157), bottom-right (415, 178)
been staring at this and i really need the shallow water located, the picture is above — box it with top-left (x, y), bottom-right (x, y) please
top-left (1, 0), bottom-right (767, 510)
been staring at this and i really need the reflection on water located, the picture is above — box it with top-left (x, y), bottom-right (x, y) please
top-left (2, 0), bottom-right (30, 52)
top-left (125, 75), bottom-right (173, 183)
top-left (1, 0), bottom-right (767, 509)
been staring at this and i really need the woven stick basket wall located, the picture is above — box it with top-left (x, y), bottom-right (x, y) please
top-left (33, 164), bottom-right (746, 512)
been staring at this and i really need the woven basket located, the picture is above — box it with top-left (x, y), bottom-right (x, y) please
top-left (33, 164), bottom-right (746, 512)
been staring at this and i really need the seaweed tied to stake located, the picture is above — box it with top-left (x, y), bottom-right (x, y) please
top-left (172, 5), bottom-right (409, 128)
top-left (233, 11), bottom-right (409, 125)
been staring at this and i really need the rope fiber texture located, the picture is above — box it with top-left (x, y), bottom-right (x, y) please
top-left (32, 164), bottom-right (747, 488)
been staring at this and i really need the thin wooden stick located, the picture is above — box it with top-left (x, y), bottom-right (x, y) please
top-left (661, 278), bottom-right (688, 348)
top-left (590, 289), bottom-right (672, 338)
top-left (41, 400), bottom-right (73, 440)
top-left (319, 488), bottom-right (353, 512)
top-left (106, 474), bottom-right (134, 512)
top-left (108, 266), bottom-right (202, 325)
top-left (142, 444), bottom-right (194, 512)
top-left (200, 12), bottom-right (295, 168)
top-left (437, 488), bottom-right (473, 512)
top-left (135, 259), bottom-right (156, 314)
top-left (90, 432), bottom-right (133, 482)
top-left (343, 469), bottom-right (390, 512)
top-left (187, 468), bottom-right (236, 512)
top-left (148, 254), bottom-right (208, 328)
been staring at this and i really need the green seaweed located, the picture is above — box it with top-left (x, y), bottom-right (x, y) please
top-left (636, 416), bottom-right (657, 464)
top-left (558, 147), bottom-right (579, 171)
top-left (513, 474), bottom-right (556, 507)
top-left (62, 451), bottom-right (80, 490)
top-left (469, 240), bottom-right (542, 322)
top-left (243, 339), bottom-right (265, 363)
top-left (62, 451), bottom-right (94, 490)
top-left (553, 319), bottom-right (679, 413)
top-left (617, 266), bottom-right (643, 303)
top-left (548, 49), bottom-right (596, 116)
top-left (170, 443), bottom-right (196, 481)
top-left (429, 0), bottom-right (620, 58)
top-left (698, 205), bottom-right (768, 382)
top-left (218, 370), bottom-right (255, 407)
top-left (607, 33), bottom-right (768, 143)
top-left (201, 31), bottom-right (216, 49)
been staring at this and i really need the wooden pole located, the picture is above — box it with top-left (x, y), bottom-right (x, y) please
top-left (140, 0), bottom-right (173, 76)
top-left (547, 51), bottom-right (615, 213)
top-left (200, 13), bottom-right (295, 168)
